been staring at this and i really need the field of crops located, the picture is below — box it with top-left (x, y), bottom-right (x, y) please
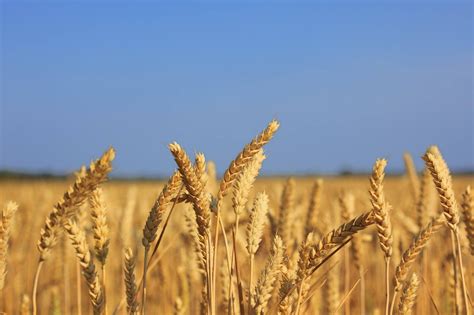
top-left (0, 120), bottom-right (473, 315)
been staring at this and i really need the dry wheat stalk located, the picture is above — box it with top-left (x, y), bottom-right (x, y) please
top-left (0, 201), bottom-right (18, 291)
top-left (277, 178), bottom-right (295, 248)
top-left (398, 273), bottom-right (419, 315)
top-left (403, 152), bottom-right (420, 202)
top-left (233, 150), bottom-right (266, 226)
top-left (253, 235), bottom-right (285, 315)
top-left (169, 143), bottom-right (212, 313)
top-left (461, 186), bottom-right (474, 255)
top-left (123, 248), bottom-right (139, 315)
top-left (88, 188), bottom-right (110, 266)
top-left (63, 220), bottom-right (104, 315)
top-left (216, 120), bottom-right (279, 208)
top-left (369, 159), bottom-right (392, 315)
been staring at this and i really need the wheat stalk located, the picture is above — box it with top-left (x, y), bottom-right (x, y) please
top-left (31, 148), bottom-right (114, 315)
top-left (369, 158), bottom-right (392, 315)
top-left (169, 143), bottom-right (212, 314)
top-left (64, 219), bottom-right (104, 315)
top-left (422, 145), bottom-right (470, 315)
top-left (398, 273), bottom-right (419, 315)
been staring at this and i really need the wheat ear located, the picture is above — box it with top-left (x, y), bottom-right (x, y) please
top-left (233, 149), bottom-right (265, 229)
top-left (308, 210), bottom-right (374, 271)
top-left (398, 273), bottom-right (419, 315)
top-left (277, 178), bottom-right (295, 248)
top-left (123, 248), bottom-right (139, 315)
top-left (88, 188), bottom-right (110, 266)
top-left (217, 120), bottom-right (280, 207)
top-left (0, 201), bottom-right (18, 291)
top-left (20, 294), bottom-right (31, 315)
top-left (403, 152), bottom-right (420, 202)
top-left (304, 179), bottom-right (323, 236)
top-left (246, 192), bottom-right (269, 311)
top-left (37, 147), bottom-right (115, 262)
top-left (461, 186), bottom-right (474, 255)
top-left (416, 168), bottom-right (432, 229)
top-left (252, 235), bottom-right (285, 315)
top-left (64, 219), bottom-right (104, 315)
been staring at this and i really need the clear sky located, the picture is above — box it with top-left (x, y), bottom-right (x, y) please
top-left (1, 1), bottom-right (472, 177)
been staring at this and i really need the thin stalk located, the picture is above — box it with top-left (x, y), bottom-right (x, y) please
top-left (64, 245), bottom-right (71, 315)
top-left (231, 229), bottom-right (245, 315)
top-left (344, 247), bottom-right (350, 315)
top-left (451, 230), bottom-right (460, 315)
top-left (32, 260), bottom-right (44, 315)
top-left (385, 257), bottom-right (390, 315)
top-left (142, 249), bottom-right (149, 315)
top-left (454, 230), bottom-right (470, 315)
top-left (360, 268), bottom-right (366, 315)
top-left (212, 209), bottom-right (221, 315)
top-left (248, 253), bottom-right (254, 313)
top-left (294, 277), bottom-right (306, 315)
top-left (76, 261), bottom-right (82, 315)
top-left (102, 264), bottom-right (107, 315)
top-left (335, 277), bottom-right (362, 313)
top-left (389, 291), bottom-right (397, 315)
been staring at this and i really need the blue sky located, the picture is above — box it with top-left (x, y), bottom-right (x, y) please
top-left (1, 1), bottom-right (472, 176)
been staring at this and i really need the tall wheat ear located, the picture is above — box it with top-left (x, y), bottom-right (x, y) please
top-left (0, 201), bottom-right (18, 291)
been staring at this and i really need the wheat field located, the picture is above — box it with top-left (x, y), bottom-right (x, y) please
top-left (0, 120), bottom-right (473, 315)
